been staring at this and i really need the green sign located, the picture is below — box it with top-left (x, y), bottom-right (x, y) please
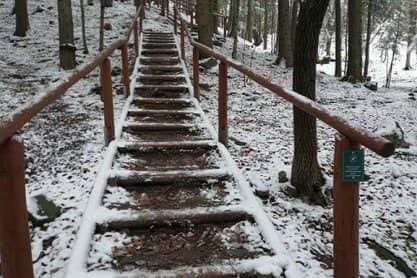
top-left (342, 149), bottom-right (365, 183)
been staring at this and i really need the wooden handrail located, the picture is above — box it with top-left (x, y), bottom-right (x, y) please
top-left (0, 5), bottom-right (144, 146)
top-left (176, 10), bottom-right (394, 158)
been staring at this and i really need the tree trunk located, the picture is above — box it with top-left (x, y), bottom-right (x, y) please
top-left (14, 0), bottom-right (29, 37)
top-left (58, 0), bottom-right (76, 70)
top-left (263, 0), bottom-right (268, 50)
top-left (213, 0), bottom-right (220, 34)
top-left (99, 0), bottom-right (105, 50)
top-left (335, 0), bottom-right (342, 76)
top-left (103, 0), bottom-right (113, 7)
top-left (346, 0), bottom-right (363, 82)
top-left (196, 0), bottom-right (213, 58)
top-left (245, 0), bottom-right (253, 42)
top-left (232, 0), bottom-right (240, 58)
top-left (386, 15), bottom-right (401, 88)
top-left (363, 0), bottom-right (372, 77)
top-left (405, 0), bottom-right (417, 70)
top-left (291, 0), bottom-right (299, 54)
top-left (80, 0), bottom-right (89, 54)
top-left (292, 0), bottom-right (329, 206)
top-left (276, 0), bottom-right (293, 66)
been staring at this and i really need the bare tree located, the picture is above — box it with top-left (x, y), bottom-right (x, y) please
top-left (405, 0), bottom-right (417, 70)
top-left (231, 0), bottom-right (240, 58)
top-left (335, 0), bottom-right (342, 76)
top-left (14, 0), bottom-right (29, 36)
top-left (346, 0), bottom-right (363, 82)
top-left (58, 0), bottom-right (76, 69)
top-left (80, 0), bottom-right (89, 54)
top-left (292, 0), bottom-right (330, 206)
top-left (363, 0), bottom-right (373, 78)
top-left (245, 0), bottom-right (253, 41)
top-left (196, 0), bottom-right (213, 58)
top-left (276, 0), bottom-right (293, 66)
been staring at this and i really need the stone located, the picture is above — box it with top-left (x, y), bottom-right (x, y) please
top-left (365, 81), bottom-right (378, 91)
top-left (104, 22), bottom-right (112, 31)
top-left (278, 170), bottom-right (289, 183)
top-left (199, 58), bottom-right (217, 69)
top-left (29, 195), bottom-right (61, 227)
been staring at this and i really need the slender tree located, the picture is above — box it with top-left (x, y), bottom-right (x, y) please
top-left (363, 0), bottom-right (373, 77)
top-left (335, 0), bottom-right (342, 76)
top-left (245, 0), bottom-right (253, 41)
top-left (58, 0), bottom-right (76, 69)
top-left (80, 0), bottom-right (89, 54)
top-left (14, 0), bottom-right (29, 36)
top-left (405, 0), bottom-right (417, 70)
top-left (231, 0), bottom-right (240, 58)
top-left (276, 0), bottom-right (293, 66)
top-left (99, 0), bottom-right (105, 50)
top-left (346, 0), bottom-right (363, 82)
top-left (292, 0), bottom-right (330, 206)
top-left (196, 0), bottom-right (213, 58)
top-left (263, 0), bottom-right (269, 50)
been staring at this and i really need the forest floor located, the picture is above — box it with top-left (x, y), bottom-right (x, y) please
top-left (0, 1), bottom-right (416, 277)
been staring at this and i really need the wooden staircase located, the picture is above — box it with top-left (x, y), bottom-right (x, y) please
top-left (68, 30), bottom-right (290, 277)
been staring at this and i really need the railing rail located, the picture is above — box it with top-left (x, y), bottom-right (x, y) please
top-left (173, 6), bottom-right (395, 278)
top-left (0, 4), bottom-right (144, 278)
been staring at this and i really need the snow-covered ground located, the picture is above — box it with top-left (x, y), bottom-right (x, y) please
top-left (0, 0), bottom-right (138, 276)
top-left (185, 29), bottom-right (417, 277)
top-left (1, 1), bottom-right (416, 277)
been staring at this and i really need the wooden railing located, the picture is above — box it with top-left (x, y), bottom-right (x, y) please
top-left (173, 6), bottom-right (395, 278)
top-left (0, 4), bottom-right (144, 278)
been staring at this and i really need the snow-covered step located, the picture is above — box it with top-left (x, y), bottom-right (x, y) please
top-left (127, 109), bottom-right (199, 124)
top-left (131, 97), bottom-right (194, 110)
top-left (123, 123), bottom-right (199, 131)
top-left (141, 49), bottom-right (179, 55)
top-left (137, 73), bottom-right (186, 81)
top-left (117, 140), bottom-right (217, 151)
top-left (127, 108), bottom-right (200, 115)
top-left (139, 65), bottom-right (183, 75)
top-left (112, 169), bottom-right (230, 186)
top-left (95, 205), bottom-right (251, 230)
top-left (142, 43), bottom-right (177, 49)
top-left (140, 56), bottom-right (180, 65)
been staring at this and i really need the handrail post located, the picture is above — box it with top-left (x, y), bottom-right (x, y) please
top-left (120, 43), bottom-right (130, 97)
top-left (0, 136), bottom-right (34, 278)
top-left (100, 58), bottom-right (115, 145)
top-left (174, 6), bottom-right (177, 34)
top-left (334, 134), bottom-right (360, 278)
top-left (180, 21), bottom-right (185, 60)
top-left (133, 19), bottom-right (139, 57)
top-left (192, 47), bottom-right (200, 101)
top-left (218, 61), bottom-right (228, 146)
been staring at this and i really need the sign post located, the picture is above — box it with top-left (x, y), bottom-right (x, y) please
top-left (334, 134), bottom-right (362, 278)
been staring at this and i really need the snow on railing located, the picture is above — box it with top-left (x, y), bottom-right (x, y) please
top-left (0, 4), bottom-right (145, 278)
top-left (171, 3), bottom-right (395, 278)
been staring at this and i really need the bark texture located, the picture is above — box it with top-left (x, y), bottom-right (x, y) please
top-left (346, 0), bottom-right (363, 82)
top-left (335, 0), bottom-right (342, 77)
top-left (58, 0), bottom-right (76, 70)
top-left (276, 0), bottom-right (293, 66)
top-left (14, 0), bottom-right (29, 36)
top-left (292, 0), bottom-right (329, 206)
top-left (196, 0), bottom-right (213, 59)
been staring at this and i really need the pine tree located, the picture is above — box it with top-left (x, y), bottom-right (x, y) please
top-left (346, 0), bottom-right (363, 82)
top-left (196, 0), bottom-right (213, 58)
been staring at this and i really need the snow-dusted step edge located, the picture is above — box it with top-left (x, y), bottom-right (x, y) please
top-left (128, 108), bottom-right (200, 115)
top-left (117, 140), bottom-right (217, 150)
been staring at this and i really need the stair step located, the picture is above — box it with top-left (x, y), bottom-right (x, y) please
top-left (112, 169), bottom-right (230, 186)
top-left (122, 127), bottom-right (212, 143)
top-left (115, 145), bottom-right (223, 170)
top-left (142, 43), bottom-right (177, 49)
top-left (127, 109), bottom-right (198, 123)
top-left (118, 140), bottom-right (217, 151)
top-left (137, 74), bottom-right (186, 85)
top-left (131, 98), bottom-right (194, 110)
top-left (124, 123), bottom-right (198, 131)
top-left (103, 177), bottom-right (239, 211)
top-left (128, 109), bottom-right (199, 116)
top-left (140, 57), bottom-right (180, 65)
top-left (139, 65), bottom-right (183, 75)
